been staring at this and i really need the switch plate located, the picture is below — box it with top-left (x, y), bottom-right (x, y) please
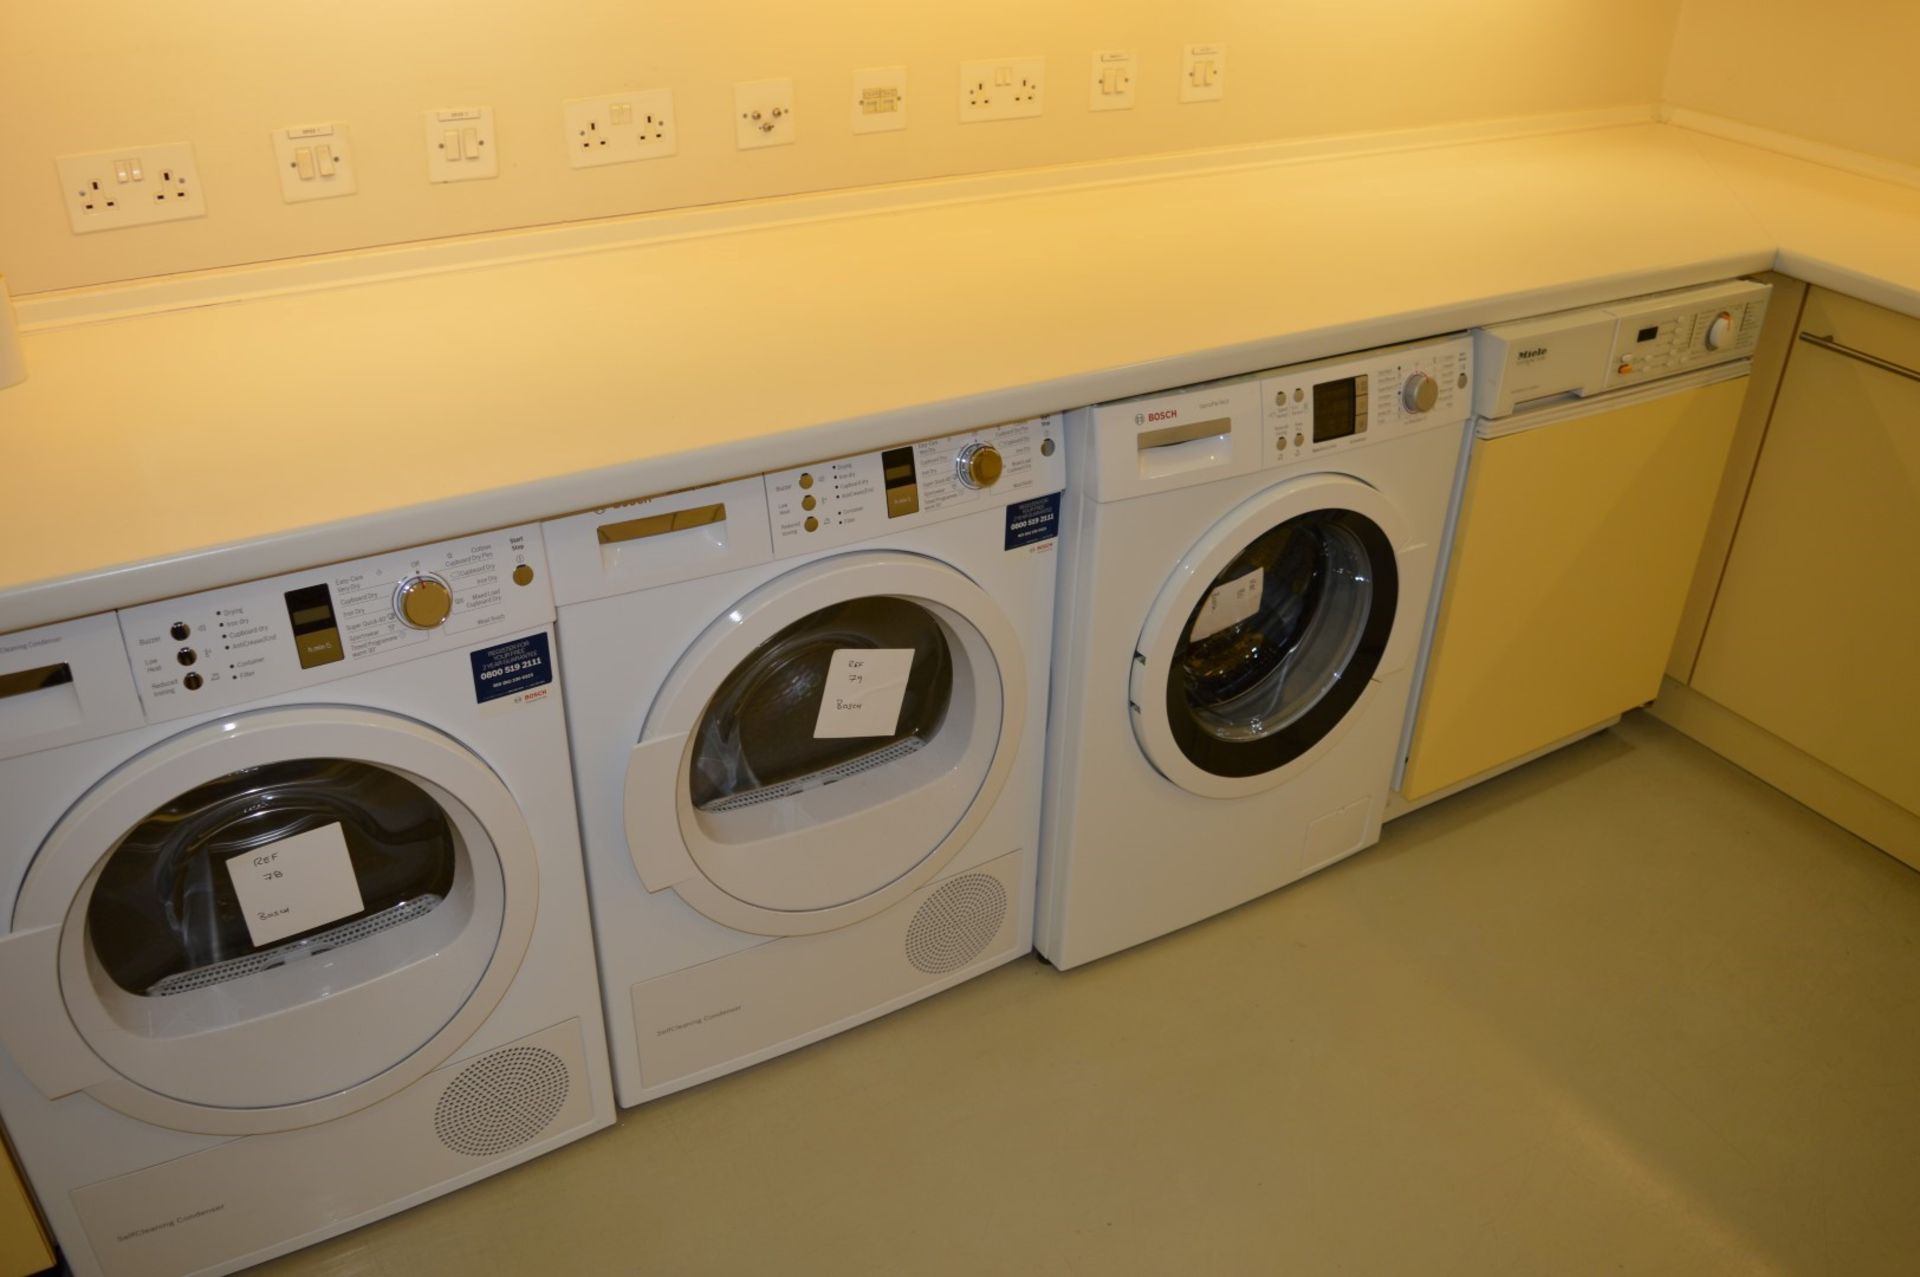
top-left (851, 66), bottom-right (907, 134)
top-left (272, 123), bottom-right (356, 203)
top-left (564, 90), bottom-right (676, 168)
top-left (56, 143), bottom-right (205, 234)
top-left (1181, 44), bottom-right (1226, 103)
top-left (1090, 50), bottom-right (1137, 112)
top-left (735, 79), bottom-right (796, 150)
top-left (960, 57), bottom-right (1045, 123)
top-left (425, 107), bottom-right (498, 182)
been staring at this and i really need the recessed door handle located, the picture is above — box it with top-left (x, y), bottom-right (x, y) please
top-left (1799, 332), bottom-right (1920, 385)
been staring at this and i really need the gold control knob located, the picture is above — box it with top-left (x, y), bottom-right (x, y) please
top-left (955, 442), bottom-right (1004, 490)
top-left (1402, 371), bottom-right (1439, 414)
top-left (394, 574), bottom-right (454, 629)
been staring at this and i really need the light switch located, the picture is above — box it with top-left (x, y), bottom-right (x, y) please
top-left (271, 122), bottom-right (357, 203)
top-left (426, 107), bottom-right (498, 181)
top-left (1090, 51), bottom-right (1137, 111)
top-left (1181, 43), bottom-right (1226, 102)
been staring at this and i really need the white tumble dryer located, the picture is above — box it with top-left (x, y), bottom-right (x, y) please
top-left (546, 417), bottom-right (1064, 1105)
top-left (0, 526), bottom-right (613, 1277)
top-left (1037, 335), bottom-right (1473, 969)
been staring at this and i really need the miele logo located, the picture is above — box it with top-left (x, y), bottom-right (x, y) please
top-left (1517, 346), bottom-right (1550, 362)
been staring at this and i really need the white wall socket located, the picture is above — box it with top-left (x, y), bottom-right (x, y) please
top-left (735, 79), bottom-right (796, 150)
top-left (565, 90), bottom-right (676, 168)
top-left (851, 66), bottom-right (907, 135)
top-left (1181, 44), bottom-right (1226, 103)
top-left (272, 123), bottom-right (356, 203)
top-left (960, 58), bottom-right (1045, 123)
top-left (426, 107), bottom-right (498, 182)
top-left (1090, 51), bottom-right (1137, 112)
top-left (56, 143), bottom-right (205, 234)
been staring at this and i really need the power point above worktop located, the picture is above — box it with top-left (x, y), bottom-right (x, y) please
top-left (46, 42), bottom-right (1231, 237)
top-left (2, 1), bottom-right (1685, 295)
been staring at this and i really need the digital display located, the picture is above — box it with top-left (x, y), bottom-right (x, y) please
top-left (283, 583), bottom-right (345, 669)
top-left (1637, 325), bottom-right (1659, 343)
top-left (1313, 377), bottom-right (1361, 443)
top-left (882, 445), bottom-right (920, 518)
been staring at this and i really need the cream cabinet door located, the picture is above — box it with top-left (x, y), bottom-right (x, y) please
top-left (1693, 290), bottom-right (1920, 817)
top-left (1401, 375), bottom-right (1746, 801)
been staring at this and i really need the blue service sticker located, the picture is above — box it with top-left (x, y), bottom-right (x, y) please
top-left (1004, 492), bottom-right (1061, 550)
top-left (470, 632), bottom-right (554, 704)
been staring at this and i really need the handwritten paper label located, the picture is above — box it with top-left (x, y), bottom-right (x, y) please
top-left (223, 822), bottom-right (366, 947)
top-left (1190, 568), bottom-right (1264, 642)
top-left (812, 648), bottom-right (915, 739)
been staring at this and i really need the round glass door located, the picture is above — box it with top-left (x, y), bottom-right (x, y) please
top-left (627, 553), bottom-right (1025, 936)
top-left (1150, 507), bottom-right (1399, 784)
top-left (0, 707), bottom-right (538, 1133)
top-left (88, 759), bottom-right (461, 998)
top-left (689, 597), bottom-right (954, 814)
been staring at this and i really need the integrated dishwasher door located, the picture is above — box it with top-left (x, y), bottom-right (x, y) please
top-left (1399, 367), bottom-right (1748, 802)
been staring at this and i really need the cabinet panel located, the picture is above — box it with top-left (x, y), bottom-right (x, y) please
top-left (1402, 375), bottom-right (1746, 801)
top-left (0, 1138), bottom-right (50, 1277)
top-left (1693, 293), bottom-right (1920, 817)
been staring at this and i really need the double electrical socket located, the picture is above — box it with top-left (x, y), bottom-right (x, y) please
top-left (566, 90), bottom-right (677, 168)
top-left (57, 143), bottom-right (205, 233)
top-left (960, 58), bottom-right (1045, 123)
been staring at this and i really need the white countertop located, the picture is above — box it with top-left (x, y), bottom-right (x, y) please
top-left (0, 121), bottom-right (1912, 632)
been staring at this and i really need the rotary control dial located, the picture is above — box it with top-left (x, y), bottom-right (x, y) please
top-left (1401, 371), bottom-right (1439, 414)
top-left (1705, 311), bottom-right (1734, 351)
top-left (955, 442), bottom-right (1004, 490)
top-left (394, 573), bottom-right (455, 630)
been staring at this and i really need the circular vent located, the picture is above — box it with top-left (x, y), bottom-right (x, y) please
top-left (905, 873), bottom-right (1008, 975)
top-left (433, 1046), bottom-right (571, 1158)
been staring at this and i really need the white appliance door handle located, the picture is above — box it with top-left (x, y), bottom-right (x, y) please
top-left (0, 924), bottom-right (110, 1099)
top-left (623, 733), bottom-right (699, 892)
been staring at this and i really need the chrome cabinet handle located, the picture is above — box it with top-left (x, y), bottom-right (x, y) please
top-left (1799, 332), bottom-right (1920, 385)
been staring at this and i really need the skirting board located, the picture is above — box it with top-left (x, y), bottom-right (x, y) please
top-left (1649, 677), bottom-right (1920, 873)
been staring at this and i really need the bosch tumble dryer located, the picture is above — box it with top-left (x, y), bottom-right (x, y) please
top-left (0, 526), bottom-right (613, 1277)
top-left (547, 418), bottom-right (1064, 1104)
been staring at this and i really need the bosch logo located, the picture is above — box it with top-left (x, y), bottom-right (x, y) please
top-left (1517, 346), bottom-right (1549, 362)
top-left (1145, 410), bottom-right (1180, 422)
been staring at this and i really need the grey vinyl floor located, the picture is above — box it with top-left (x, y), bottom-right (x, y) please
top-left (263, 712), bottom-right (1920, 1276)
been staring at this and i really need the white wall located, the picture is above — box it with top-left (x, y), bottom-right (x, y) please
top-left (1664, 0), bottom-right (1920, 169)
top-left (0, 0), bottom-right (1681, 294)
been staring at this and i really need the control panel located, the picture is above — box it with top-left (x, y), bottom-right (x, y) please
top-left (765, 415), bottom-right (1064, 558)
top-left (119, 526), bottom-right (552, 721)
top-left (1476, 279), bottom-right (1772, 417)
top-left (1603, 280), bottom-right (1769, 390)
top-left (1262, 336), bottom-right (1473, 468)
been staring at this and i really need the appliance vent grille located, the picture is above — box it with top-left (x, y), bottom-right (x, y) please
top-left (146, 894), bottom-right (442, 996)
top-left (904, 873), bottom-right (1008, 975)
top-left (700, 735), bottom-right (927, 813)
top-left (433, 1046), bottom-right (571, 1158)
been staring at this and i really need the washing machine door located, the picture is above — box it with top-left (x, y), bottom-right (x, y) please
top-left (1130, 473), bottom-right (1408, 799)
top-left (0, 707), bottom-right (538, 1136)
top-left (624, 551), bottom-right (1023, 936)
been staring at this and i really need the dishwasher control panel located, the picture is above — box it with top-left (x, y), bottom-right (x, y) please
top-left (1475, 279), bottom-right (1772, 417)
